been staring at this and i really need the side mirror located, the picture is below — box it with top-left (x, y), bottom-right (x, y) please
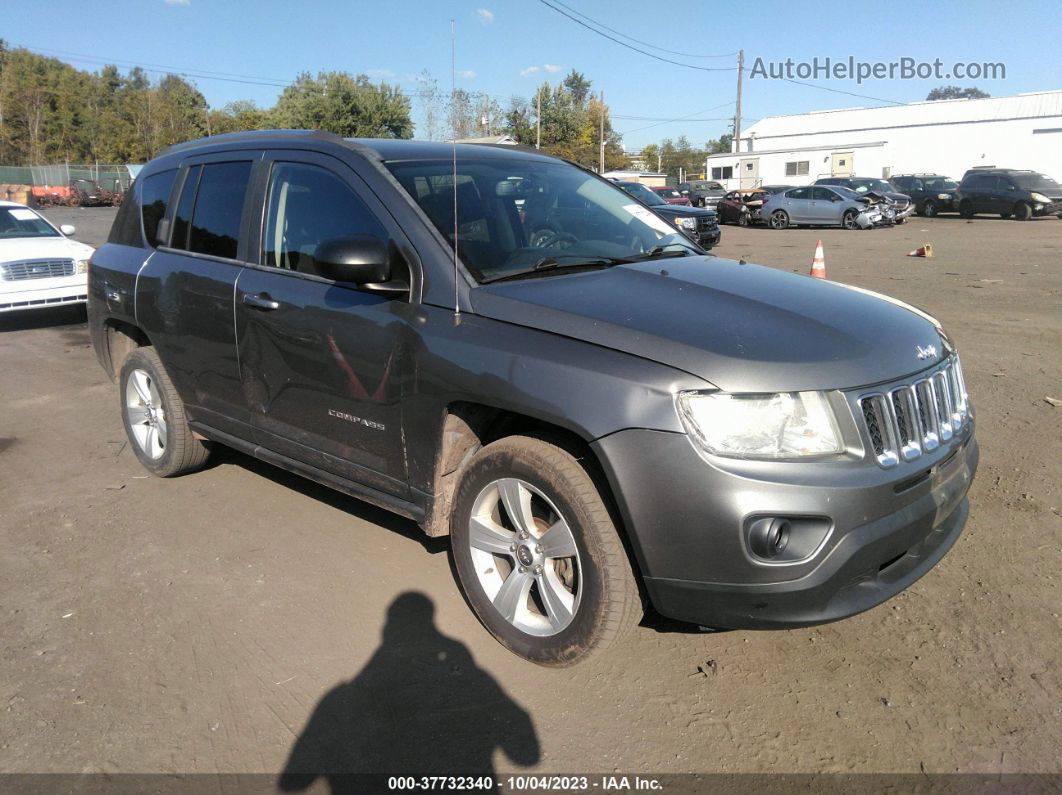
top-left (60, 224), bottom-right (76, 236)
top-left (314, 235), bottom-right (391, 285)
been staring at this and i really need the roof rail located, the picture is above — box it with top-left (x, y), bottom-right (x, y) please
top-left (158, 129), bottom-right (346, 158)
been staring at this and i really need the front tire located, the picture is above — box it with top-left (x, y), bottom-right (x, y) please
top-left (922, 200), bottom-right (938, 217)
top-left (1013, 201), bottom-right (1032, 221)
top-left (842, 209), bottom-right (859, 229)
top-left (450, 436), bottom-right (640, 666)
top-left (120, 347), bottom-right (211, 477)
top-left (959, 200), bottom-right (974, 219)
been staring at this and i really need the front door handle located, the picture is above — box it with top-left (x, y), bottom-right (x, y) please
top-left (243, 292), bottom-right (279, 311)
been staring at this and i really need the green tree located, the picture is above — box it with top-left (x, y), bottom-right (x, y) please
top-left (926, 85), bottom-right (989, 101)
top-left (706, 133), bottom-right (732, 154)
top-left (273, 71), bottom-right (412, 138)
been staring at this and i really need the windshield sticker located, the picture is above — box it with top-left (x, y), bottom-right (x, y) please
top-left (622, 204), bottom-right (676, 236)
top-left (10, 209), bottom-right (38, 221)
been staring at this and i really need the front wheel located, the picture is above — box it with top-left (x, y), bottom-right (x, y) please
top-left (842, 209), bottom-right (860, 229)
top-left (768, 210), bottom-right (790, 230)
top-left (738, 213), bottom-right (749, 227)
top-left (959, 200), bottom-right (974, 219)
top-left (1013, 201), bottom-right (1032, 221)
top-left (450, 436), bottom-right (640, 666)
top-left (120, 347), bottom-right (211, 477)
top-left (922, 200), bottom-right (938, 217)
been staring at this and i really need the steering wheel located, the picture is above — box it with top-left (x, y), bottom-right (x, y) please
top-left (529, 228), bottom-right (578, 249)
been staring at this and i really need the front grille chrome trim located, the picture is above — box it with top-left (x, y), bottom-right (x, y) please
top-left (855, 355), bottom-right (969, 468)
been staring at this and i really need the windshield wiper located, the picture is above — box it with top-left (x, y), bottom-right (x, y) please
top-left (482, 255), bottom-right (631, 284)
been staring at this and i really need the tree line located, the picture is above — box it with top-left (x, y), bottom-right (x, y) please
top-left (0, 43), bottom-right (630, 173)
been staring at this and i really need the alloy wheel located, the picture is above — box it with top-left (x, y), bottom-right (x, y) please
top-left (467, 477), bottom-right (582, 636)
top-left (125, 368), bottom-right (167, 459)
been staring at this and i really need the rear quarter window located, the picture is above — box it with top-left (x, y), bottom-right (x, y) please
top-left (141, 169), bottom-right (177, 247)
top-left (107, 184), bottom-right (144, 247)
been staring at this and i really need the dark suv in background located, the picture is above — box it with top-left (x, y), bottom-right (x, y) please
top-left (956, 168), bottom-right (1062, 220)
top-left (677, 180), bottom-right (726, 208)
top-left (616, 181), bottom-right (720, 248)
top-left (88, 130), bottom-right (977, 665)
top-left (891, 174), bottom-right (959, 217)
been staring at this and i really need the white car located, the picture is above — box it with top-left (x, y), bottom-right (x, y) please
top-left (0, 201), bottom-right (94, 313)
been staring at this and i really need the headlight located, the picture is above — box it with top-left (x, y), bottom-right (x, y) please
top-left (1030, 192), bottom-right (1049, 204)
top-left (937, 193), bottom-right (951, 200)
top-left (677, 390), bottom-right (843, 459)
top-left (674, 217), bottom-right (698, 231)
top-left (76, 259), bottom-right (90, 274)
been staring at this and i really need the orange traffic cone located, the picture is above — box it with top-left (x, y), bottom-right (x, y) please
top-left (907, 243), bottom-right (934, 258)
top-left (810, 240), bottom-right (827, 279)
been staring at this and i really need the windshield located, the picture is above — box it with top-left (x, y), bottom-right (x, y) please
top-left (387, 158), bottom-right (694, 282)
top-left (0, 207), bottom-right (60, 239)
top-left (850, 179), bottom-right (895, 194)
top-left (658, 189), bottom-right (683, 199)
top-left (924, 178), bottom-right (958, 191)
top-left (617, 182), bottom-right (666, 206)
top-left (1013, 173), bottom-right (1062, 192)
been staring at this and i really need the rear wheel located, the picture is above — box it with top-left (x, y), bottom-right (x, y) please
top-left (1013, 201), bottom-right (1032, 221)
top-left (120, 347), bottom-right (211, 477)
top-left (450, 436), bottom-right (640, 666)
top-left (768, 210), bottom-right (790, 230)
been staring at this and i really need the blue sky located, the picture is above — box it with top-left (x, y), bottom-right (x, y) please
top-left (7, 0), bottom-right (1061, 151)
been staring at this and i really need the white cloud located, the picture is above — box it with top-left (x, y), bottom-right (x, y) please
top-left (459, 69), bottom-right (477, 79)
top-left (475, 8), bottom-right (494, 24)
top-left (543, 63), bottom-right (562, 73)
top-left (164, 0), bottom-right (191, 6)
top-left (520, 66), bottom-right (541, 77)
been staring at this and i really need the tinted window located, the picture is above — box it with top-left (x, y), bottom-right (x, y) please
top-left (786, 188), bottom-right (810, 200)
top-left (261, 162), bottom-right (387, 273)
top-left (187, 161), bottom-right (252, 259)
top-left (171, 165), bottom-right (201, 251)
top-left (140, 169), bottom-right (177, 247)
top-left (107, 186), bottom-right (142, 246)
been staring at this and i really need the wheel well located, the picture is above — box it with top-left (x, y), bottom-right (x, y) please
top-left (102, 319), bottom-right (150, 379)
top-left (423, 403), bottom-right (615, 538)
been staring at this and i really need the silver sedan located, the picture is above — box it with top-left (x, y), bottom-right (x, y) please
top-left (761, 185), bottom-right (867, 230)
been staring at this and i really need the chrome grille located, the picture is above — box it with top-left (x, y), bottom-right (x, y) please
top-left (0, 258), bottom-right (76, 281)
top-left (857, 356), bottom-right (969, 468)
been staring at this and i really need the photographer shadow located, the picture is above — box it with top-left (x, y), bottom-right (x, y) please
top-left (279, 592), bottom-right (539, 794)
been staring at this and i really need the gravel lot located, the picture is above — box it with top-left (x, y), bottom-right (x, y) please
top-left (1, 206), bottom-right (1059, 778)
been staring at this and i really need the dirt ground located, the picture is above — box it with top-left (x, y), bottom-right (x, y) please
top-left (1, 206), bottom-right (1059, 779)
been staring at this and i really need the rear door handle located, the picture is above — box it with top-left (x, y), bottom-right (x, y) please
top-left (243, 292), bottom-right (279, 311)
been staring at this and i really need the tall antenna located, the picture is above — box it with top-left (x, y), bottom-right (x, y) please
top-left (451, 18), bottom-right (460, 316)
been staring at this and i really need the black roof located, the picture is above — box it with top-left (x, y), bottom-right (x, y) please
top-left (159, 129), bottom-right (557, 164)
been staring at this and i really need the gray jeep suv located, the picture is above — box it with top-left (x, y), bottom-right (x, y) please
top-left (89, 131), bottom-right (978, 665)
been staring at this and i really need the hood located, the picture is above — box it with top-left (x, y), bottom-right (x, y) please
top-left (0, 235), bottom-right (94, 263)
top-left (471, 257), bottom-right (949, 393)
top-left (651, 204), bottom-right (717, 220)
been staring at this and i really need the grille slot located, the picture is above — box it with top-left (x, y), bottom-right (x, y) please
top-left (856, 356), bottom-right (968, 468)
top-left (0, 258), bottom-right (76, 281)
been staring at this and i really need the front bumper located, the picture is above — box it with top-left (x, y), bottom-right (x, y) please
top-left (696, 226), bottom-right (721, 248)
top-left (591, 420), bottom-right (977, 629)
top-left (1033, 199), bottom-right (1062, 217)
top-left (0, 277), bottom-right (88, 312)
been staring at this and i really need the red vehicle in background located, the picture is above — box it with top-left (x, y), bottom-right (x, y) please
top-left (652, 186), bottom-right (692, 206)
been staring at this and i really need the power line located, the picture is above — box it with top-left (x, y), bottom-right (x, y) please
top-left (545, 0), bottom-right (737, 59)
top-left (783, 78), bottom-right (905, 106)
top-left (620, 101), bottom-right (735, 134)
top-left (536, 0), bottom-right (737, 72)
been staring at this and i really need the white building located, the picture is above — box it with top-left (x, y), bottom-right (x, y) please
top-left (705, 90), bottom-right (1062, 190)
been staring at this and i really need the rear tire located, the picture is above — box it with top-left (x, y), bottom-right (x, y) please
top-left (450, 436), bottom-right (640, 666)
top-left (768, 210), bottom-right (790, 230)
top-left (119, 347), bottom-right (211, 477)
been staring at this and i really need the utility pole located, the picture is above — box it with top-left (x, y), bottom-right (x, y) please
top-left (734, 49), bottom-right (744, 154)
top-left (599, 91), bottom-right (605, 174)
top-left (536, 90), bottom-right (541, 149)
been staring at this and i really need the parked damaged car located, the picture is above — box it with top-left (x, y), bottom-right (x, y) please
top-left (761, 185), bottom-right (896, 230)
top-left (717, 188), bottom-right (772, 226)
top-left (814, 177), bottom-right (915, 223)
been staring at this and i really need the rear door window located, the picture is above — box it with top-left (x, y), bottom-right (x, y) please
top-left (171, 161), bottom-right (253, 260)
